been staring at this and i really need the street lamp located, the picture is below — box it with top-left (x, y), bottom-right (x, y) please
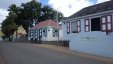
top-left (55, 7), bottom-right (62, 45)
top-left (56, 11), bottom-right (59, 45)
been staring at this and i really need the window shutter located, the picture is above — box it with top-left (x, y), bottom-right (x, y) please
top-left (85, 19), bottom-right (90, 32)
top-left (107, 15), bottom-right (112, 32)
top-left (67, 22), bottom-right (70, 34)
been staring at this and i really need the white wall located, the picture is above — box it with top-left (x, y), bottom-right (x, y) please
top-left (59, 28), bottom-right (63, 41)
top-left (70, 32), bottom-right (113, 58)
top-left (47, 27), bottom-right (58, 41)
top-left (41, 26), bottom-right (63, 41)
top-left (28, 26), bottom-right (63, 42)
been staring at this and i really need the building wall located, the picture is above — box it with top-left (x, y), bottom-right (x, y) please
top-left (70, 32), bottom-right (113, 58)
top-left (62, 12), bottom-right (113, 58)
top-left (45, 27), bottom-right (58, 41)
top-left (28, 26), bottom-right (63, 42)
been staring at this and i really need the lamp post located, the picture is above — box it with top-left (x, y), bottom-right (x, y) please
top-left (56, 7), bottom-right (61, 45)
top-left (57, 11), bottom-right (59, 45)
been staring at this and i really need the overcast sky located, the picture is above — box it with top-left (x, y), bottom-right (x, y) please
top-left (0, 0), bottom-right (110, 23)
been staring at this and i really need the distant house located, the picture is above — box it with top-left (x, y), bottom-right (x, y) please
top-left (62, 1), bottom-right (113, 58)
top-left (28, 19), bottom-right (63, 42)
top-left (13, 26), bottom-right (27, 42)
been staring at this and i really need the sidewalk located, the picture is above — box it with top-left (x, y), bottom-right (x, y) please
top-left (33, 44), bottom-right (113, 64)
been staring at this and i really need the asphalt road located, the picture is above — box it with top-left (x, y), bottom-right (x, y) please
top-left (0, 42), bottom-right (110, 64)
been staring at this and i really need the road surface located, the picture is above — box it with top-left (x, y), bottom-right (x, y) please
top-left (0, 42), bottom-right (112, 64)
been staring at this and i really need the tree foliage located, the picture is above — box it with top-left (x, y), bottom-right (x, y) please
top-left (1, 11), bottom-right (17, 40)
top-left (1, 0), bottom-right (63, 38)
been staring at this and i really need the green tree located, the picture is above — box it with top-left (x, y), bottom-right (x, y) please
top-left (41, 5), bottom-right (63, 22)
top-left (1, 12), bottom-right (17, 41)
top-left (18, 0), bottom-right (42, 33)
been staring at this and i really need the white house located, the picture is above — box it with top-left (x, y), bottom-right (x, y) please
top-left (28, 19), bottom-right (63, 42)
top-left (62, 0), bottom-right (113, 58)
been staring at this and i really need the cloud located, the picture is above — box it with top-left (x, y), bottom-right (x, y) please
top-left (0, 9), bottom-right (9, 23)
top-left (48, 0), bottom-right (94, 17)
top-left (48, 0), bottom-right (110, 17)
top-left (0, 0), bottom-right (32, 9)
top-left (96, 0), bottom-right (110, 4)
top-left (0, 0), bottom-right (32, 24)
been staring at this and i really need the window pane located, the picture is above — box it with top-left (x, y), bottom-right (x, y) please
top-left (67, 28), bottom-right (69, 32)
top-left (107, 16), bottom-right (111, 22)
top-left (86, 20), bottom-right (89, 25)
top-left (78, 21), bottom-right (80, 26)
top-left (102, 17), bottom-right (106, 23)
top-left (108, 23), bottom-right (111, 30)
top-left (102, 24), bottom-right (106, 30)
top-left (86, 26), bottom-right (89, 31)
top-left (78, 27), bottom-right (80, 32)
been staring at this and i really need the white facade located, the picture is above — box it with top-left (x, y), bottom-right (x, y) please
top-left (28, 26), bottom-right (63, 42)
top-left (62, 10), bottom-right (113, 58)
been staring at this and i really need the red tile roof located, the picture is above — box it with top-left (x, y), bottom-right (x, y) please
top-left (31, 19), bottom-right (61, 30)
